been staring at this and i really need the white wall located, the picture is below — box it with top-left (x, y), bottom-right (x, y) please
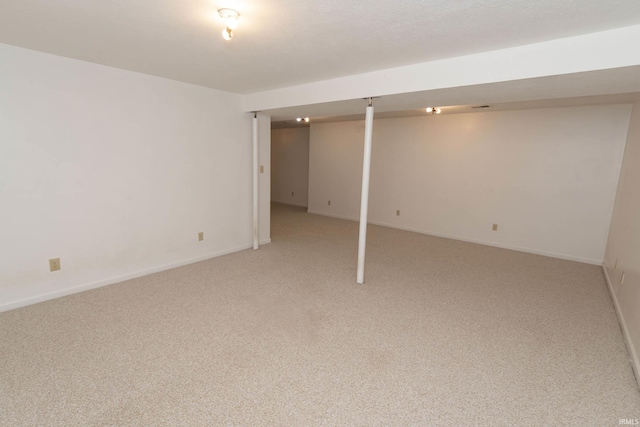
top-left (271, 127), bottom-right (310, 207)
top-left (603, 102), bottom-right (640, 385)
top-left (0, 44), bottom-right (254, 311)
top-left (308, 105), bottom-right (631, 264)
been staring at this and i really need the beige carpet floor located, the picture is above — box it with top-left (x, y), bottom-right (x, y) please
top-left (1, 202), bottom-right (639, 426)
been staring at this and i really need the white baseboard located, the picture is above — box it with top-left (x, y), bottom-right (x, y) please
top-left (0, 243), bottom-right (255, 313)
top-left (272, 200), bottom-right (308, 208)
top-left (602, 264), bottom-right (640, 389)
top-left (306, 210), bottom-right (601, 265)
top-left (307, 210), bottom-right (357, 221)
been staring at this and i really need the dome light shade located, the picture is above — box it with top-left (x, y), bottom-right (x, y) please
top-left (218, 9), bottom-right (240, 40)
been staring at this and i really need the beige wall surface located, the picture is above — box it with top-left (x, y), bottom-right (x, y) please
top-left (0, 44), bottom-right (254, 310)
top-left (259, 114), bottom-right (271, 243)
top-left (604, 102), bottom-right (640, 384)
top-left (271, 128), bottom-right (310, 207)
top-left (308, 105), bottom-right (631, 264)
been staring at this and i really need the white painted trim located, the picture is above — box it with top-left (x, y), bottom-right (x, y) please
top-left (306, 210), bottom-right (601, 265)
top-left (306, 210), bottom-right (354, 220)
top-left (271, 200), bottom-right (308, 208)
top-left (252, 115), bottom-right (259, 250)
top-left (602, 264), bottom-right (640, 389)
top-left (0, 243), bottom-right (255, 313)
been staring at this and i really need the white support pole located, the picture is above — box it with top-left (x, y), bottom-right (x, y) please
top-left (252, 113), bottom-right (259, 250)
top-left (357, 99), bottom-right (375, 284)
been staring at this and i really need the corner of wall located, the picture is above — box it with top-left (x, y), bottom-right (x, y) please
top-left (601, 263), bottom-right (640, 388)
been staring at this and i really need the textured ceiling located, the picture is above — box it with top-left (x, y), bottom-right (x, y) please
top-left (1, 0), bottom-right (640, 94)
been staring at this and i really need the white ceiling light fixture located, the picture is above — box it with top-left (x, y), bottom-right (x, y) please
top-left (426, 107), bottom-right (442, 114)
top-left (296, 117), bottom-right (310, 123)
top-left (218, 8), bottom-right (240, 41)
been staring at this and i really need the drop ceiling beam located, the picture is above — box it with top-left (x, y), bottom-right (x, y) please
top-left (244, 25), bottom-right (640, 113)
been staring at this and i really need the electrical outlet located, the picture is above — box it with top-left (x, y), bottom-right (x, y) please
top-left (259, 165), bottom-right (264, 173)
top-left (198, 232), bottom-right (204, 241)
top-left (328, 200), bottom-right (331, 206)
top-left (396, 210), bottom-right (400, 216)
top-left (49, 258), bottom-right (61, 272)
top-left (492, 224), bottom-right (498, 231)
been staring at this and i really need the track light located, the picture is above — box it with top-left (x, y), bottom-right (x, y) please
top-left (218, 8), bottom-right (239, 41)
top-left (296, 117), bottom-right (310, 123)
top-left (426, 107), bottom-right (442, 114)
